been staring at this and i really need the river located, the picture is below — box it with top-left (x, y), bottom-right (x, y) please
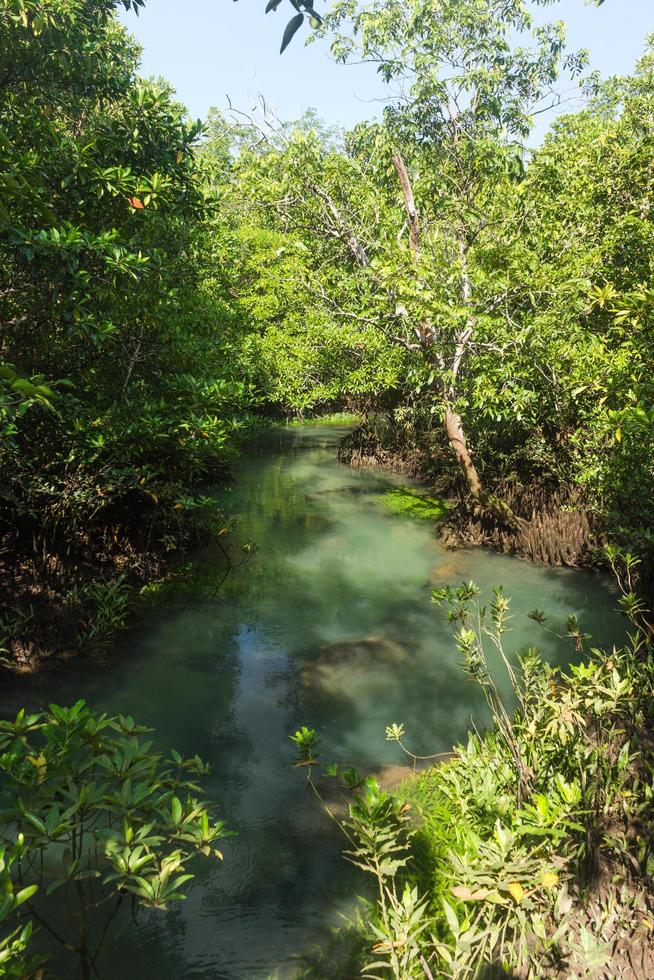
top-left (1, 425), bottom-right (626, 978)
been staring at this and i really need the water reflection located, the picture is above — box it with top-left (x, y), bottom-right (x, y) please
top-left (1, 425), bottom-right (624, 978)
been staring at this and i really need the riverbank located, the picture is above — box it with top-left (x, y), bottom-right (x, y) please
top-left (287, 411), bottom-right (363, 427)
top-left (297, 565), bottom-right (654, 979)
top-left (356, 587), bottom-right (654, 979)
top-left (339, 416), bottom-right (603, 570)
top-left (0, 418), bottom-right (271, 672)
top-left (0, 492), bottom-right (237, 672)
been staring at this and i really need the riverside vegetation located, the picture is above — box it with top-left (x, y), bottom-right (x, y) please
top-left (292, 550), bottom-right (654, 978)
top-left (1, 0), bottom-right (654, 976)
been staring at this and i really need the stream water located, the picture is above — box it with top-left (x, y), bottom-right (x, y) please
top-left (2, 425), bottom-right (626, 979)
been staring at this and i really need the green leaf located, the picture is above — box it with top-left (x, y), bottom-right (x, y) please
top-left (23, 812), bottom-right (46, 835)
top-left (280, 13), bottom-right (304, 53)
top-left (14, 885), bottom-right (38, 906)
top-left (442, 898), bottom-right (460, 937)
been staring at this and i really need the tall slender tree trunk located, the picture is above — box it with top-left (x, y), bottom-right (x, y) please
top-left (444, 406), bottom-right (483, 500)
top-left (445, 223), bottom-right (486, 501)
top-left (392, 153), bottom-right (420, 262)
top-left (393, 152), bottom-right (487, 504)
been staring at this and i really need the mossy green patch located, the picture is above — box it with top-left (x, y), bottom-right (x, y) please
top-left (380, 486), bottom-right (450, 521)
top-left (287, 412), bottom-right (362, 427)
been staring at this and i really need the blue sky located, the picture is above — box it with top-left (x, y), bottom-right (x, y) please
top-left (119, 1), bottom-right (653, 141)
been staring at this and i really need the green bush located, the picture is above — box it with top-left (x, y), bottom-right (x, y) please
top-left (294, 555), bottom-right (654, 978)
top-left (0, 700), bottom-right (230, 979)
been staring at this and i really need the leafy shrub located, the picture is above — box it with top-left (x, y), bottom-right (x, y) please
top-left (0, 700), bottom-right (230, 978)
top-left (294, 558), bottom-right (654, 978)
top-left (0, 838), bottom-right (39, 979)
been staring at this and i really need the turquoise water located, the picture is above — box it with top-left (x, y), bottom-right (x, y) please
top-left (1, 425), bottom-right (625, 978)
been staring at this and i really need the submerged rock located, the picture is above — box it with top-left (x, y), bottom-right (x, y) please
top-left (365, 762), bottom-right (415, 792)
top-left (429, 560), bottom-right (464, 583)
top-left (298, 635), bottom-right (409, 692)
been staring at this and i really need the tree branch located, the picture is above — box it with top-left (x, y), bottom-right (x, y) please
top-left (306, 183), bottom-right (370, 267)
top-left (392, 153), bottom-right (420, 261)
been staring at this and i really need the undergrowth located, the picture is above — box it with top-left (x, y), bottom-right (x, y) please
top-left (292, 548), bottom-right (654, 978)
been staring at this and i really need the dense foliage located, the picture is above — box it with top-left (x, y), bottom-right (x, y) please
top-left (0, 700), bottom-right (228, 978)
top-left (2, 0), bottom-right (654, 976)
top-left (0, 0), bottom-right (260, 660)
top-left (226, 3), bottom-right (654, 566)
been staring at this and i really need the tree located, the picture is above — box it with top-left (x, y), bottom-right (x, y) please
top-left (241, 0), bottom-right (583, 514)
top-left (494, 45), bottom-right (654, 554)
top-left (226, 118), bottom-right (406, 416)
top-left (0, 0), bottom-right (259, 660)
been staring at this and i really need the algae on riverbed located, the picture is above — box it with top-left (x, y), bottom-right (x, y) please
top-left (380, 486), bottom-right (450, 521)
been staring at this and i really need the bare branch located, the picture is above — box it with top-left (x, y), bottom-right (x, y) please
top-left (307, 183), bottom-right (370, 267)
top-left (392, 153), bottom-right (420, 261)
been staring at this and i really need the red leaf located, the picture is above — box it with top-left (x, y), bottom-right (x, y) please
top-left (128, 197), bottom-right (145, 209)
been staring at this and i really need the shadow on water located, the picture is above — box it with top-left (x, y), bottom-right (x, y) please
top-left (0, 425), bottom-right (626, 979)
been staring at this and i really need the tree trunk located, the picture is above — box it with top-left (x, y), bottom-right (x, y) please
top-left (444, 406), bottom-right (521, 526)
top-left (393, 152), bottom-right (489, 505)
top-left (444, 407), bottom-right (483, 500)
top-left (392, 153), bottom-right (420, 262)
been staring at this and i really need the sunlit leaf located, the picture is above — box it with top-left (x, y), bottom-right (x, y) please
top-left (507, 882), bottom-right (525, 903)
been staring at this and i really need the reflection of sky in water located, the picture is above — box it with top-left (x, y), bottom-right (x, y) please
top-left (1, 426), bottom-right (625, 979)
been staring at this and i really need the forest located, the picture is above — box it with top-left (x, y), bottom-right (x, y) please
top-left (1, 0), bottom-right (654, 977)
